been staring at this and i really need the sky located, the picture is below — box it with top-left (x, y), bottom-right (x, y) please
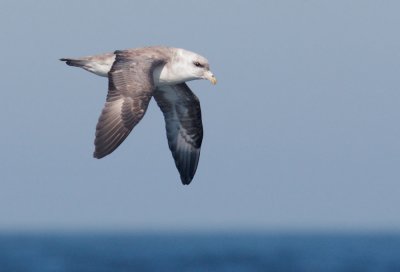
top-left (0, 0), bottom-right (400, 231)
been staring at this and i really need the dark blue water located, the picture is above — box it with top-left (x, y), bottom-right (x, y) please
top-left (0, 232), bottom-right (399, 272)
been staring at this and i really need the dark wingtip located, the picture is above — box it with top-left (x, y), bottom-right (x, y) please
top-left (181, 176), bottom-right (193, 185)
top-left (93, 152), bottom-right (104, 159)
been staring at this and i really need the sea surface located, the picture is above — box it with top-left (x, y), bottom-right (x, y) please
top-left (0, 232), bottom-right (399, 272)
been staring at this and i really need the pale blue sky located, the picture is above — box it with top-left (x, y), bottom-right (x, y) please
top-left (1, 0), bottom-right (400, 231)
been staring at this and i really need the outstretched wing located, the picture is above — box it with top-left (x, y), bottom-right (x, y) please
top-left (93, 50), bottom-right (166, 158)
top-left (154, 83), bottom-right (203, 185)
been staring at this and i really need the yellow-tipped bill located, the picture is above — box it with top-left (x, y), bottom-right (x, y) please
top-left (210, 75), bottom-right (217, 85)
top-left (204, 71), bottom-right (217, 85)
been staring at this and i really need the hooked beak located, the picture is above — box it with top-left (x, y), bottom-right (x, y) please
top-left (204, 71), bottom-right (217, 85)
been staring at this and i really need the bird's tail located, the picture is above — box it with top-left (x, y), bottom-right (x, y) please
top-left (60, 54), bottom-right (114, 77)
top-left (60, 58), bottom-right (88, 68)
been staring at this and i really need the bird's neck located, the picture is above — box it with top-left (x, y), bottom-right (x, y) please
top-left (153, 63), bottom-right (196, 87)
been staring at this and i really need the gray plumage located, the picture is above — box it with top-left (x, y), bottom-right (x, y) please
top-left (154, 83), bottom-right (203, 184)
top-left (94, 49), bottom-right (168, 159)
top-left (61, 46), bottom-right (216, 185)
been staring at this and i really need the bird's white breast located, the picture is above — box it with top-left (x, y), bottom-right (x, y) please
top-left (153, 63), bottom-right (197, 86)
top-left (152, 65), bottom-right (182, 86)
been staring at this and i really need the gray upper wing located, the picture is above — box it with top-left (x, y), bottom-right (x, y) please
top-left (153, 83), bottom-right (203, 185)
top-left (93, 50), bottom-right (166, 159)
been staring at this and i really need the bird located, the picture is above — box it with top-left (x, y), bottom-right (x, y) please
top-left (60, 46), bottom-right (217, 185)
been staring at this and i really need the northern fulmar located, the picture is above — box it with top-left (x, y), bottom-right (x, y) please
top-left (60, 46), bottom-right (217, 185)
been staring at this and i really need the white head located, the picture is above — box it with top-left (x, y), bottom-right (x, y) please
top-left (155, 48), bottom-right (217, 86)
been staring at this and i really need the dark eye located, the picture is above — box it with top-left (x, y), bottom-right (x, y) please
top-left (193, 61), bottom-right (203, 68)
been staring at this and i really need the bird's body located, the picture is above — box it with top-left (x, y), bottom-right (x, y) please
top-left (61, 46), bottom-right (216, 185)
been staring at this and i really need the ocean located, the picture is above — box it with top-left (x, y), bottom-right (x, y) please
top-left (0, 232), bottom-right (399, 272)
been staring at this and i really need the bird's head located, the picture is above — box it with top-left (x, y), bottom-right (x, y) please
top-left (172, 48), bottom-right (217, 85)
